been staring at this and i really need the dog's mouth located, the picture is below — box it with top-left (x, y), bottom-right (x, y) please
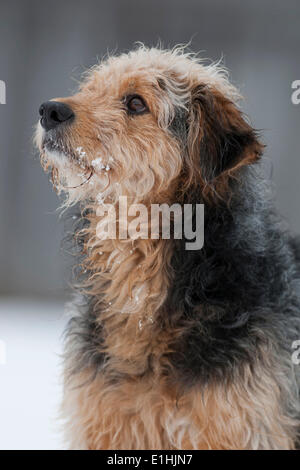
top-left (43, 136), bottom-right (71, 156)
top-left (42, 133), bottom-right (87, 168)
top-left (37, 125), bottom-right (113, 196)
top-left (38, 130), bottom-right (98, 191)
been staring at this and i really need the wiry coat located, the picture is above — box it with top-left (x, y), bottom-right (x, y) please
top-left (35, 46), bottom-right (300, 449)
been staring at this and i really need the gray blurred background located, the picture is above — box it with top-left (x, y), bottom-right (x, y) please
top-left (0, 0), bottom-right (299, 450)
top-left (0, 0), bottom-right (299, 299)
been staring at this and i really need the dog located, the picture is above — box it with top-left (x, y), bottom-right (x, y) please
top-left (35, 46), bottom-right (300, 449)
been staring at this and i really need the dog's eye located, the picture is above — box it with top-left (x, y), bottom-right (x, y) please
top-left (125, 95), bottom-right (148, 115)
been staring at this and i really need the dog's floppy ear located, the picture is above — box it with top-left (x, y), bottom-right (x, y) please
top-left (185, 84), bottom-right (263, 200)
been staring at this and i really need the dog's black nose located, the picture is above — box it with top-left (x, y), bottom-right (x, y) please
top-left (39, 101), bottom-right (74, 131)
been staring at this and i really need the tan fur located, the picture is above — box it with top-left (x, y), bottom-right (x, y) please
top-left (35, 46), bottom-right (297, 449)
top-left (62, 359), bottom-right (296, 450)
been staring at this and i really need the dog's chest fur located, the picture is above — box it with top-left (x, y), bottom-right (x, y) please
top-left (63, 173), bottom-right (300, 449)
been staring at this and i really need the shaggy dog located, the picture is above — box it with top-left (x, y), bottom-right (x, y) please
top-left (35, 46), bottom-right (300, 449)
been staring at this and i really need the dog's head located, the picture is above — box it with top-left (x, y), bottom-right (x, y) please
top-left (35, 46), bottom-right (263, 207)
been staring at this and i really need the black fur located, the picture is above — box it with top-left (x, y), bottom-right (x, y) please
top-left (64, 295), bottom-right (106, 381)
top-left (193, 85), bottom-right (262, 179)
top-left (169, 106), bottom-right (188, 144)
top-left (162, 167), bottom-right (300, 390)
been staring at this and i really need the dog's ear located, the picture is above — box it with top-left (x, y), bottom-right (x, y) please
top-left (185, 85), bottom-right (264, 200)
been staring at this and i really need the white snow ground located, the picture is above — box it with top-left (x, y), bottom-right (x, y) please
top-left (0, 298), bottom-right (67, 450)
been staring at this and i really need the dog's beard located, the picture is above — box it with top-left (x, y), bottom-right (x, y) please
top-left (40, 142), bottom-right (92, 196)
top-left (38, 124), bottom-right (86, 165)
top-left (36, 124), bottom-right (111, 204)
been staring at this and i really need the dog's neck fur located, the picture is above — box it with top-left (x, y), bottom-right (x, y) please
top-left (74, 210), bottom-right (173, 375)
top-left (69, 165), bottom-right (294, 384)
